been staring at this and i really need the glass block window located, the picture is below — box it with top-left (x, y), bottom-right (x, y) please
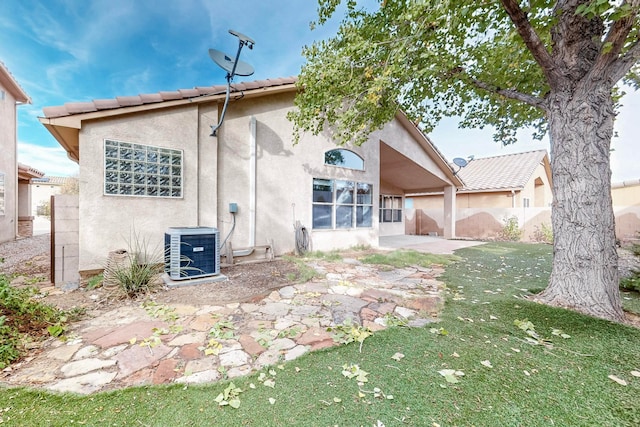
top-left (312, 178), bottom-right (373, 229)
top-left (379, 195), bottom-right (403, 223)
top-left (104, 140), bottom-right (182, 198)
top-left (0, 173), bottom-right (5, 215)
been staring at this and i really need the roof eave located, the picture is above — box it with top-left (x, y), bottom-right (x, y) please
top-left (40, 82), bottom-right (299, 161)
top-left (0, 62), bottom-right (30, 104)
top-left (17, 163), bottom-right (44, 180)
top-left (458, 187), bottom-right (524, 194)
top-left (394, 111), bottom-right (465, 188)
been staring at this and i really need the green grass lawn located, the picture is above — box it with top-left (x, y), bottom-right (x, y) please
top-left (2, 243), bottom-right (640, 426)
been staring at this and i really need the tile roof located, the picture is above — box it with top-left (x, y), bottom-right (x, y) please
top-left (32, 176), bottom-right (77, 185)
top-left (17, 163), bottom-right (44, 180)
top-left (42, 77), bottom-right (298, 119)
top-left (455, 150), bottom-right (549, 192)
top-left (0, 61), bottom-right (30, 104)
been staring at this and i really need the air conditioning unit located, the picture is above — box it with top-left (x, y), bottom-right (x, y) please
top-left (164, 227), bottom-right (220, 280)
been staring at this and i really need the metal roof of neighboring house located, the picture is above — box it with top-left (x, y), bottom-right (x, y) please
top-left (41, 77), bottom-right (298, 119)
top-left (17, 163), bottom-right (44, 181)
top-left (0, 61), bottom-right (30, 104)
top-left (31, 176), bottom-right (77, 186)
top-left (612, 179), bottom-right (640, 189)
top-left (455, 149), bottom-right (550, 192)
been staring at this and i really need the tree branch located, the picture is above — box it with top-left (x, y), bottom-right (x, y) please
top-left (500, 0), bottom-right (559, 83)
top-left (471, 79), bottom-right (546, 109)
top-left (603, 1), bottom-right (638, 54)
top-left (609, 40), bottom-right (640, 82)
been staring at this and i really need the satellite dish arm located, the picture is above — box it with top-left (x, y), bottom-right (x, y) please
top-left (209, 30), bottom-right (255, 137)
top-left (210, 75), bottom-right (232, 137)
top-left (228, 37), bottom-right (250, 79)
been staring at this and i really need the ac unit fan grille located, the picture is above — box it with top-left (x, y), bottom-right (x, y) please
top-left (164, 227), bottom-right (220, 280)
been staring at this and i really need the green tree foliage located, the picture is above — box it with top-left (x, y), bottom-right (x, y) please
top-left (289, 0), bottom-right (640, 321)
top-left (290, 0), bottom-right (638, 145)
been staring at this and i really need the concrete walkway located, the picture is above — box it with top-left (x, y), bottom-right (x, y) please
top-left (379, 235), bottom-right (485, 254)
top-left (2, 257), bottom-right (449, 395)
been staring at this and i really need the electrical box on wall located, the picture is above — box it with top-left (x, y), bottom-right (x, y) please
top-left (164, 227), bottom-right (220, 280)
top-left (229, 203), bottom-right (238, 213)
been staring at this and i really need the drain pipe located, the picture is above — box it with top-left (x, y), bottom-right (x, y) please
top-left (232, 115), bottom-right (256, 257)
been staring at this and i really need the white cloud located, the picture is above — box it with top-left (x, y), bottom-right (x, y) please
top-left (17, 141), bottom-right (79, 177)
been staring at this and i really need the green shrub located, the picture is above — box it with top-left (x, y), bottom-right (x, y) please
top-left (621, 232), bottom-right (640, 292)
top-left (86, 273), bottom-right (104, 289)
top-left (621, 274), bottom-right (640, 292)
top-left (0, 314), bottom-right (20, 369)
top-left (104, 252), bottom-right (163, 298)
top-left (532, 222), bottom-right (553, 244)
top-left (630, 240), bottom-right (640, 257)
top-left (0, 275), bottom-right (70, 368)
top-left (103, 231), bottom-right (163, 298)
top-left (500, 216), bottom-right (523, 241)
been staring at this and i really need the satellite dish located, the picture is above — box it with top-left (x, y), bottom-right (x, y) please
top-left (208, 29), bottom-right (256, 136)
top-left (228, 29), bottom-right (255, 47)
top-left (209, 49), bottom-right (255, 76)
top-left (453, 157), bottom-right (468, 168)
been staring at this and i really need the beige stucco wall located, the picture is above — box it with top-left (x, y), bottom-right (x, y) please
top-left (409, 207), bottom-right (552, 241)
top-left (612, 182), bottom-right (640, 240)
top-left (0, 83), bottom-right (18, 243)
top-left (612, 182), bottom-right (640, 206)
top-left (215, 91), bottom-right (381, 255)
top-left (73, 90), bottom-right (459, 271)
top-left (32, 181), bottom-right (62, 215)
top-left (78, 105), bottom-right (204, 270)
top-left (76, 93), bottom-right (383, 271)
top-left (520, 163), bottom-right (552, 208)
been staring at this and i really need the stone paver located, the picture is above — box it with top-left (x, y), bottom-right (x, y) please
top-left (2, 258), bottom-right (447, 394)
top-left (60, 358), bottom-right (117, 377)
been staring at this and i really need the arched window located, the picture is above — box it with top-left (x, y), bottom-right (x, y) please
top-left (324, 149), bottom-right (364, 170)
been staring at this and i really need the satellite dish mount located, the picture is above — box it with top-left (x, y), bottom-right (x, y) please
top-left (452, 156), bottom-right (473, 175)
top-left (209, 30), bottom-right (255, 136)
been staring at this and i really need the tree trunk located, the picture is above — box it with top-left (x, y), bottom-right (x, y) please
top-left (536, 83), bottom-right (624, 322)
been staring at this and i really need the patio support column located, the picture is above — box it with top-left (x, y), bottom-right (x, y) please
top-left (443, 185), bottom-right (456, 239)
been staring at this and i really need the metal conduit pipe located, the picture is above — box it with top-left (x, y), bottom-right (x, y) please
top-left (232, 115), bottom-right (256, 257)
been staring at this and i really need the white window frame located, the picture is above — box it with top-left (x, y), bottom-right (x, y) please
top-left (104, 139), bottom-right (183, 198)
top-left (324, 149), bottom-right (365, 170)
top-left (379, 195), bottom-right (403, 223)
top-left (312, 178), bottom-right (373, 230)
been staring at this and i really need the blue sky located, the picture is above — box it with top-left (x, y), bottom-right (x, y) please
top-left (1, 0), bottom-right (637, 182)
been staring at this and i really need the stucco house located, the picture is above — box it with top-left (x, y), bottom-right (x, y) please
top-left (31, 176), bottom-right (79, 216)
top-left (406, 150), bottom-right (553, 240)
top-left (0, 61), bottom-right (43, 243)
top-left (39, 77), bottom-right (462, 275)
top-left (611, 179), bottom-right (640, 241)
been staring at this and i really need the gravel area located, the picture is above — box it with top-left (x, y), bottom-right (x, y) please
top-left (0, 234), bottom-right (50, 276)
top-left (0, 233), bottom-right (637, 279)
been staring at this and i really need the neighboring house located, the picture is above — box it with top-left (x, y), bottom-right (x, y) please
top-left (39, 77), bottom-right (463, 275)
top-left (611, 179), bottom-right (640, 241)
top-left (407, 150), bottom-right (553, 240)
top-left (31, 176), bottom-right (79, 216)
top-left (0, 61), bottom-right (43, 243)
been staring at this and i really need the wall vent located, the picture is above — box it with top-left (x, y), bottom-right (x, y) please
top-left (164, 227), bottom-right (220, 280)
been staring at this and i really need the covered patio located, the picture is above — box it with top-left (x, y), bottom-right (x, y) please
top-left (379, 234), bottom-right (485, 255)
